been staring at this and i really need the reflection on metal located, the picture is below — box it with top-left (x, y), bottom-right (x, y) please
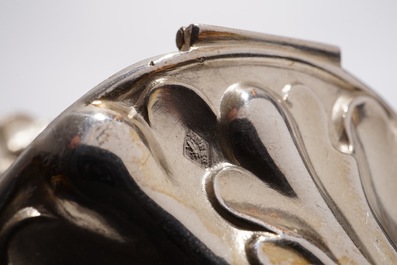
top-left (0, 24), bottom-right (396, 264)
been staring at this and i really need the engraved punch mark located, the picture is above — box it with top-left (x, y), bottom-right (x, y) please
top-left (183, 130), bottom-right (210, 168)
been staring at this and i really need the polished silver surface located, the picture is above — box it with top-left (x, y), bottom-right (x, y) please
top-left (1, 24), bottom-right (396, 264)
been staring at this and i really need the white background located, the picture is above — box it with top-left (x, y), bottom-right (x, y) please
top-left (1, 1), bottom-right (396, 119)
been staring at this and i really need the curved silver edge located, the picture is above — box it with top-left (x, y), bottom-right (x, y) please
top-left (176, 24), bottom-right (341, 65)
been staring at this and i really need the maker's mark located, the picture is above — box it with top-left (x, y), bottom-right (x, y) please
top-left (183, 130), bottom-right (210, 168)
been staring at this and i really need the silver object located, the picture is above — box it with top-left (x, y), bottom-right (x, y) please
top-left (0, 115), bottom-right (46, 176)
top-left (0, 24), bottom-right (396, 264)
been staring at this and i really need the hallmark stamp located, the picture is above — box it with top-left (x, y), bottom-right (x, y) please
top-left (183, 130), bottom-right (210, 168)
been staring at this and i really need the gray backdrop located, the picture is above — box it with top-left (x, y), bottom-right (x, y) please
top-left (1, 1), bottom-right (396, 119)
